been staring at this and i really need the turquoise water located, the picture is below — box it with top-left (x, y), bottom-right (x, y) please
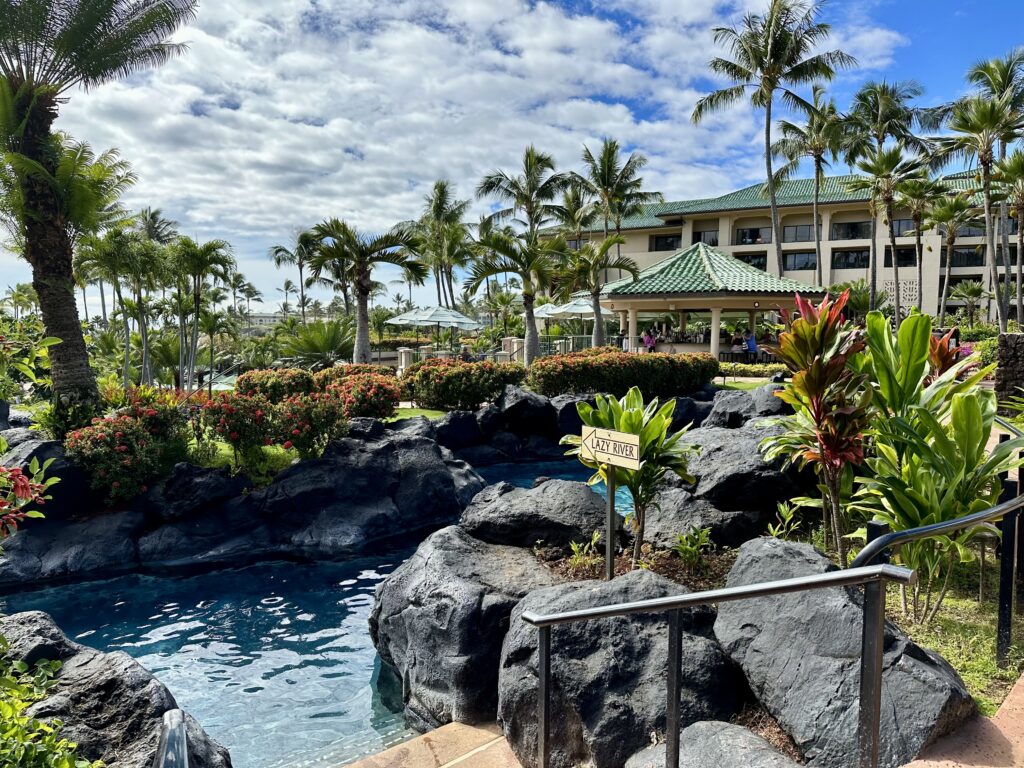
top-left (0, 555), bottom-right (414, 768)
top-left (477, 460), bottom-right (635, 514)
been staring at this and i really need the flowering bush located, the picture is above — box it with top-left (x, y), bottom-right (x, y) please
top-left (314, 364), bottom-right (396, 391)
top-left (372, 336), bottom-right (423, 351)
top-left (0, 452), bottom-right (55, 542)
top-left (332, 373), bottom-right (401, 419)
top-left (401, 358), bottom-right (525, 410)
top-left (278, 391), bottom-right (348, 458)
top-left (718, 362), bottom-right (788, 378)
top-left (236, 368), bottom-right (315, 402)
top-left (64, 415), bottom-right (163, 504)
top-left (201, 392), bottom-right (276, 452)
top-left (526, 350), bottom-right (719, 398)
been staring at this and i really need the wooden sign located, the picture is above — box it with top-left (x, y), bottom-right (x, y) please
top-left (580, 427), bottom-right (641, 470)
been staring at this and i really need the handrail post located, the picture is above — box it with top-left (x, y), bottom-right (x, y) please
top-left (666, 609), bottom-right (682, 768)
top-left (538, 625), bottom-right (551, 768)
top-left (865, 521), bottom-right (891, 564)
top-left (858, 576), bottom-right (886, 768)
top-left (606, 471), bottom-right (616, 581)
top-left (997, 509), bottom-right (1018, 668)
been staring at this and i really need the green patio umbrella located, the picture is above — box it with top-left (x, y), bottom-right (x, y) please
top-left (387, 306), bottom-right (482, 348)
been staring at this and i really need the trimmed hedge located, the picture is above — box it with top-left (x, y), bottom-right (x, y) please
top-left (236, 368), bottom-right (315, 402)
top-left (65, 415), bottom-right (164, 504)
top-left (314, 364), bottom-right (396, 390)
top-left (373, 336), bottom-right (423, 351)
top-left (526, 350), bottom-right (719, 398)
top-left (332, 373), bottom-right (401, 419)
top-left (718, 362), bottom-right (789, 378)
top-left (402, 358), bottom-right (526, 410)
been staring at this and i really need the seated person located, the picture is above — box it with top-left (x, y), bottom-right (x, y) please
top-left (742, 328), bottom-right (758, 359)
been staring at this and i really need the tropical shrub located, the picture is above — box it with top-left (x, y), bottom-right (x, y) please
top-left (0, 445), bottom-right (55, 542)
top-left (526, 350), bottom-right (718, 398)
top-left (372, 336), bottom-right (424, 351)
top-left (0, 318), bottom-right (59, 403)
top-left (201, 392), bottom-right (278, 472)
top-left (672, 526), bottom-right (713, 572)
top-left (402, 358), bottom-right (525, 410)
top-left (973, 337), bottom-right (998, 367)
top-left (332, 373), bottom-right (401, 419)
top-left (313, 364), bottom-right (396, 391)
top-left (278, 391), bottom-right (348, 459)
top-left (65, 415), bottom-right (163, 504)
top-left (718, 362), bottom-right (788, 378)
top-left (561, 387), bottom-right (696, 568)
top-left (957, 324), bottom-right (999, 342)
top-left (280, 318), bottom-right (355, 370)
top-left (236, 368), bottom-right (315, 402)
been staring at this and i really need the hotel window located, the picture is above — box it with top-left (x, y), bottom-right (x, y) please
top-left (735, 252), bottom-right (767, 271)
top-left (783, 251), bottom-right (816, 271)
top-left (650, 234), bottom-right (682, 252)
top-left (831, 221), bottom-right (871, 240)
top-left (956, 223), bottom-right (986, 237)
top-left (783, 224), bottom-right (813, 242)
top-left (997, 245), bottom-right (1020, 266)
top-left (831, 249), bottom-right (870, 269)
top-left (566, 239), bottom-right (582, 250)
top-left (692, 229), bottom-right (719, 246)
top-left (941, 246), bottom-right (985, 268)
top-left (884, 246), bottom-right (917, 267)
top-left (735, 226), bottom-right (772, 245)
top-left (890, 219), bottom-right (916, 236)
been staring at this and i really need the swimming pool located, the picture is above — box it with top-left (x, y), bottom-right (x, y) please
top-left (0, 555), bottom-right (415, 768)
top-left (477, 460), bottom-right (635, 514)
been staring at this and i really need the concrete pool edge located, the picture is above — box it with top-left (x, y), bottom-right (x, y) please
top-left (346, 723), bottom-right (522, 768)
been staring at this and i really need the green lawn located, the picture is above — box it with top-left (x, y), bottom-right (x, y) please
top-left (718, 379), bottom-right (770, 391)
top-left (388, 407), bottom-right (447, 421)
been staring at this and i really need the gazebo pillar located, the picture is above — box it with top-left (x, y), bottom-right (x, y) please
top-left (618, 311), bottom-right (627, 333)
top-left (710, 307), bottom-right (723, 358)
top-left (748, 309), bottom-right (757, 331)
top-left (627, 307), bottom-right (638, 352)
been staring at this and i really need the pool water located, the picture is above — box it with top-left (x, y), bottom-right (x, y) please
top-left (477, 460), bottom-right (635, 514)
top-left (0, 555), bottom-right (414, 768)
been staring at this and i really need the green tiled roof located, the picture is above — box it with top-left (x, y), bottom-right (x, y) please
top-left (602, 242), bottom-right (822, 297)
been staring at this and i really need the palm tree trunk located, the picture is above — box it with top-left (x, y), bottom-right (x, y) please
top-left (99, 280), bottom-right (108, 326)
top-left (298, 263), bottom-right (307, 324)
top-left (1018, 211), bottom-right (1024, 325)
top-left (115, 285), bottom-right (131, 389)
top-left (888, 201), bottom-right (902, 322)
top-left (80, 284), bottom-right (88, 318)
top-left (764, 99), bottom-right (783, 276)
top-left (188, 280), bottom-right (202, 390)
top-left (939, 237), bottom-right (954, 328)
top-left (137, 289), bottom-right (151, 386)
top-left (208, 332), bottom-right (215, 399)
top-left (434, 267), bottom-right (443, 306)
top-left (354, 268), bottom-right (372, 363)
top-left (914, 220), bottom-right (924, 311)
top-left (868, 214), bottom-right (878, 310)
top-left (1000, 142), bottom-right (1013, 320)
top-left (813, 164), bottom-right (822, 287)
top-left (983, 168), bottom-right (1006, 331)
top-left (591, 291), bottom-right (606, 347)
top-left (522, 291), bottom-right (539, 367)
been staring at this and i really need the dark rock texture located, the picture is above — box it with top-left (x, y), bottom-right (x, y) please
top-left (369, 525), bottom-right (561, 731)
top-left (1, 438), bottom-right (99, 520)
top-left (702, 385), bottom-right (788, 429)
top-left (714, 538), bottom-right (976, 768)
top-left (625, 721), bottom-right (801, 768)
top-left (550, 394), bottom-right (595, 439)
top-left (0, 432), bottom-right (482, 589)
top-left (646, 488), bottom-right (763, 549)
top-left (434, 410), bottom-right (483, 450)
top-left (0, 426), bottom-right (40, 449)
top-left (459, 480), bottom-right (618, 549)
top-left (1, 611), bottom-right (231, 768)
top-left (498, 570), bottom-right (744, 768)
top-left (497, 386), bottom-right (556, 437)
top-left (670, 397), bottom-right (714, 431)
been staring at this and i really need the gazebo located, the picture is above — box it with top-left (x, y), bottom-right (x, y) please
top-left (598, 242), bottom-right (824, 356)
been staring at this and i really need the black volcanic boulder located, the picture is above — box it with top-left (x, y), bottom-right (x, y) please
top-left (459, 480), bottom-right (619, 549)
top-left (550, 394), bottom-right (595, 439)
top-left (714, 538), bottom-right (975, 768)
top-left (670, 397), bottom-right (714, 431)
top-left (476, 403), bottom-right (504, 438)
top-left (702, 384), bottom-right (789, 429)
top-left (498, 386), bottom-right (556, 437)
top-left (434, 410), bottom-right (483, 450)
top-left (142, 463), bottom-right (251, 522)
top-left (625, 721), bottom-right (801, 768)
top-left (646, 488), bottom-right (763, 549)
top-left (1, 611), bottom-right (231, 768)
top-left (498, 570), bottom-right (744, 768)
top-left (0, 426), bottom-right (40, 449)
top-left (1, 438), bottom-right (98, 521)
top-left (369, 525), bottom-right (561, 731)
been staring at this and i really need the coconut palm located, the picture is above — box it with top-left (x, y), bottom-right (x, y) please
top-left (556, 235), bottom-right (637, 346)
top-left (277, 279), bottom-right (296, 319)
top-left (198, 308), bottom-right (237, 398)
top-left (269, 229), bottom-right (318, 324)
top-left (0, 0), bottom-right (198, 416)
top-left (936, 94), bottom-right (1024, 331)
top-left (310, 218), bottom-right (426, 364)
top-left (922, 194), bottom-right (981, 327)
top-left (770, 84), bottom-right (846, 286)
top-left (845, 146), bottom-right (926, 321)
top-left (136, 207), bottom-right (179, 245)
top-left (481, 287), bottom-right (521, 337)
top-left (466, 230), bottom-right (567, 365)
top-left (997, 150), bottom-right (1024, 322)
top-left (691, 0), bottom-right (854, 276)
top-left (551, 185), bottom-right (597, 246)
top-left (477, 146), bottom-right (570, 240)
top-left (406, 180), bottom-right (472, 308)
top-left (896, 177), bottom-right (948, 310)
top-left (241, 282), bottom-right (262, 331)
top-left (950, 280), bottom-right (989, 329)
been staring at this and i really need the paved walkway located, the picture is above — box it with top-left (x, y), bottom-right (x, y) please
top-left (346, 723), bottom-right (522, 768)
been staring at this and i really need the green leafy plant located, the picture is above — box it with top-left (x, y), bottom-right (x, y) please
top-left (401, 357), bottom-right (525, 411)
top-left (235, 368), bottom-right (315, 402)
top-left (527, 349), bottom-right (718, 398)
top-left (567, 530), bottom-right (603, 575)
top-left (672, 526), bottom-right (712, 572)
top-left (200, 392), bottom-right (278, 475)
top-left (313, 364), bottom-right (396, 391)
top-left (768, 501), bottom-right (802, 539)
top-left (561, 386), bottom-right (696, 568)
top-left (0, 320), bottom-right (60, 402)
top-left (277, 391), bottom-right (348, 459)
top-left (63, 415), bottom-right (161, 505)
top-left (0, 443), bottom-right (56, 544)
top-left (718, 362), bottom-right (789, 378)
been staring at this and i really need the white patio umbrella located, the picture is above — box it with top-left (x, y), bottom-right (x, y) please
top-left (546, 298), bottom-right (614, 320)
top-left (529, 303), bottom-right (562, 319)
top-left (386, 306), bottom-right (481, 348)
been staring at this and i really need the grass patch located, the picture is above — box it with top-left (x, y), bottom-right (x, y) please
top-left (388, 407), bottom-right (447, 421)
top-left (193, 439), bottom-right (297, 486)
top-left (718, 379), bottom-right (770, 391)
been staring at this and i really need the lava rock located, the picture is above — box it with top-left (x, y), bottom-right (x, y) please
top-left (490, 431), bottom-right (524, 457)
top-left (749, 384), bottom-right (789, 418)
top-left (143, 463), bottom-right (251, 522)
top-left (550, 394), bottom-right (595, 439)
top-left (459, 480), bottom-right (618, 549)
top-left (681, 421), bottom-right (803, 513)
top-left (369, 525), bottom-right (561, 731)
top-left (1, 438), bottom-right (98, 521)
top-left (0, 426), bottom-right (41, 449)
top-left (670, 398), bottom-right (714, 431)
top-left (703, 385), bottom-right (789, 430)
top-left (646, 488), bottom-right (764, 549)
top-left (714, 538), bottom-right (975, 768)
top-left (499, 570), bottom-right (744, 768)
top-left (524, 435), bottom-right (568, 459)
top-left (441, 451), bottom-right (488, 507)
top-left (435, 410), bottom-right (483, 450)
top-left (625, 721), bottom-right (801, 768)
top-left (347, 417), bottom-right (386, 440)
top-left (476, 403), bottom-right (504, 438)
top-left (498, 386), bottom-right (556, 437)
top-left (1, 611), bottom-right (231, 768)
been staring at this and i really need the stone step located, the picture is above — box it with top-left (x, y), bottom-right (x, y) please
top-left (346, 722), bottom-right (522, 768)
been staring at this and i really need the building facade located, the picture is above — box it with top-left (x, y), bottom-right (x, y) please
top-left (575, 172), bottom-right (1016, 319)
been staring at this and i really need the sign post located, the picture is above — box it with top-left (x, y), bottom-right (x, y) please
top-left (580, 427), bottom-right (641, 580)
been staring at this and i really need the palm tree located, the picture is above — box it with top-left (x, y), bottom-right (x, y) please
top-left (278, 279), bottom-right (296, 319)
top-left (477, 146), bottom-right (570, 240)
top-left (269, 229), bottom-right (318, 323)
top-left (845, 147), bottom-right (925, 321)
top-left (924, 194), bottom-right (982, 326)
top-left (691, 0), bottom-right (854, 276)
top-left (407, 180), bottom-right (471, 308)
top-left (770, 84), bottom-right (846, 286)
top-left (937, 94), bottom-right (1024, 331)
top-left (482, 287), bottom-right (521, 337)
top-left (310, 218), bottom-right (426, 364)
top-left (896, 178), bottom-right (948, 312)
top-left (467, 230), bottom-right (567, 365)
top-left (0, 0), bottom-right (197, 417)
top-left (198, 308), bottom-right (237, 398)
top-left (551, 185), bottom-right (597, 246)
top-left (241, 282), bottom-right (262, 331)
top-left (136, 207), bottom-right (179, 245)
top-left (226, 271), bottom-right (247, 315)
top-left (281, 318), bottom-right (356, 370)
top-left (997, 150), bottom-right (1024, 323)
top-left (557, 235), bottom-right (638, 346)
top-left (950, 280), bottom-right (989, 329)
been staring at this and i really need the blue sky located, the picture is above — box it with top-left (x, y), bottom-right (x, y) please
top-left (1, 0), bottom-right (1020, 313)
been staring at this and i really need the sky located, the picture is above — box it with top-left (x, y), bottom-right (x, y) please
top-left (2, 0), bottom-right (1022, 315)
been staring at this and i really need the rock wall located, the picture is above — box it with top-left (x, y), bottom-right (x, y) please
top-left (995, 333), bottom-right (1024, 408)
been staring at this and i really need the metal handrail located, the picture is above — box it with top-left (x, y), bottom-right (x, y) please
top-left (523, 564), bottom-right (917, 768)
top-left (152, 709), bottom-right (189, 768)
top-left (852, 414), bottom-right (1024, 665)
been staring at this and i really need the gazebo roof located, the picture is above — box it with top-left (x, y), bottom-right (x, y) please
top-left (601, 242), bottom-right (823, 298)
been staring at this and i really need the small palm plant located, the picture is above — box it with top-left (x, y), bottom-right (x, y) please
top-left (949, 280), bottom-right (990, 328)
top-left (561, 387), bottom-right (696, 569)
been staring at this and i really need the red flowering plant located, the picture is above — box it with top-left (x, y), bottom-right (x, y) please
top-left (235, 368), bottom-right (315, 402)
top-left (526, 349), bottom-right (718, 398)
top-left (64, 415), bottom-right (163, 505)
top-left (200, 391), bottom-right (278, 472)
top-left (314, 364), bottom-right (396, 391)
top-left (401, 358), bottom-right (524, 410)
top-left (0, 438), bottom-right (57, 545)
top-left (278, 390), bottom-right (349, 459)
top-left (333, 373), bottom-right (401, 419)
